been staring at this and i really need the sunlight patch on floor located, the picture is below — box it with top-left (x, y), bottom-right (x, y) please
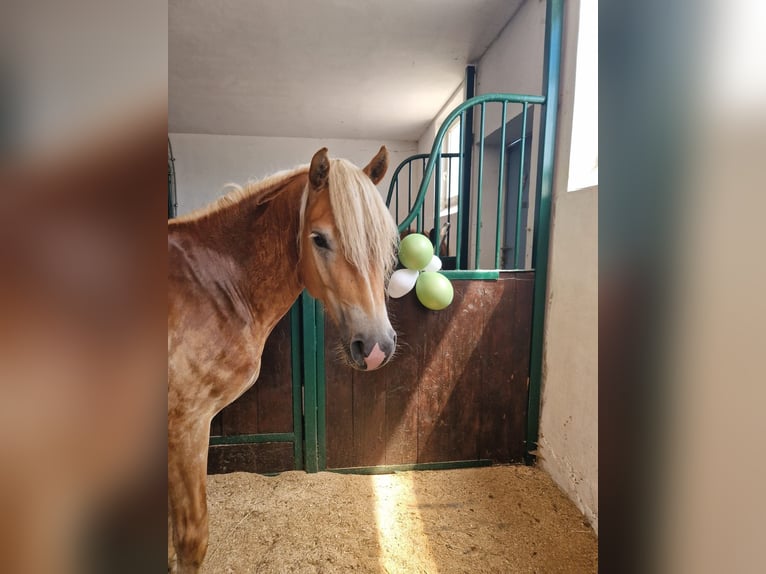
top-left (372, 473), bottom-right (439, 573)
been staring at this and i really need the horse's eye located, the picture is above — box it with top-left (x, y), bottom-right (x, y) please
top-left (311, 232), bottom-right (330, 250)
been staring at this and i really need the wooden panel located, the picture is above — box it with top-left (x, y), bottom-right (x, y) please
top-left (506, 273), bottom-right (534, 460)
top-left (207, 442), bottom-right (294, 475)
top-left (210, 412), bottom-right (223, 437)
top-left (477, 274), bottom-right (533, 462)
top-left (417, 281), bottom-right (482, 463)
top-left (382, 299), bottom-right (421, 464)
top-left (324, 292), bottom-right (422, 467)
top-left (208, 313), bottom-right (295, 474)
top-left (325, 271), bottom-right (534, 469)
top-left (256, 315), bottom-right (293, 433)
top-left (215, 313), bottom-right (293, 437)
top-left (351, 370), bottom-right (387, 467)
top-left (324, 349), bottom-right (354, 469)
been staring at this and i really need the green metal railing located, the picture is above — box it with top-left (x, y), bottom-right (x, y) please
top-left (388, 93), bottom-right (544, 271)
top-left (386, 152), bottom-right (460, 244)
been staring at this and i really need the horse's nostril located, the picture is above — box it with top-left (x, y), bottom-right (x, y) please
top-left (350, 339), bottom-right (365, 361)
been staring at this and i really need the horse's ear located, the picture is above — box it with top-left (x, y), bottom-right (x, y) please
top-left (309, 147), bottom-right (330, 191)
top-left (363, 145), bottom-right (388, 185)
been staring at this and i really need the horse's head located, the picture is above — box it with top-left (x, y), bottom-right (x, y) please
top-left (298, 146), bottom-right (399, 371)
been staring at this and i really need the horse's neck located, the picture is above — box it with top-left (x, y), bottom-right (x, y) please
top-left (194, 175), bottom-right (307, 333)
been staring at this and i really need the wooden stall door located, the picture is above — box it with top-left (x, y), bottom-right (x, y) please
top-left (324, 271), bottom-right (534, 470)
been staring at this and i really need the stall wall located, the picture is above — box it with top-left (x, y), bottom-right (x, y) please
top-left (537, 0), bottom-right (599, 533)
top-left (169, 133), bottom-right (417, 216)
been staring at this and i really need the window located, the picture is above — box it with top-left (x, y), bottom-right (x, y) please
top-left (567, 0), bottom-right (598, 191)
top-left (440, 120), bottom-right (461, 214)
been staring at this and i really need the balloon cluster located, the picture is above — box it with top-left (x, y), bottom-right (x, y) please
top-left (388, 234), bottom-right (454, 310)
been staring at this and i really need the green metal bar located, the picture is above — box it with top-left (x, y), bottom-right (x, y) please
top-left (474, 102), bottom-right (486, 269)
top-left (434, 153), bottom-right (441, 254)
top-left (290, 300), bottom-right (304, 468)
top-left (384, 151), bottom-right (458, 231)
top-left (446, 156), bottom-right (452, 255)
top-left (301, 292), bottom-right (319, 473)
top-left (495, 102), bottom-right (508, 268)
top-left (526, 0), bottom-right (563, 465)
top-left (407, 161), bottom-right (412, 216)
top-left (417, 158), bottom-right (425, 232)
top-left (328, 459), bottom-right (493, 475)
top-left (209, 432), bottom-right (296, 446)
top-left (456, 111), bottom-right (466, 270)
top-left (387, 155), bottom-right (429, 206)
top-left (395, 179), bottom-right (399, 222)
top-left (397, 93), bottom-right (544, 236)
top-left (440, 270), bottom-right (499, 281)
top-left (314, 298), bottom-right (327, 471)
top-left (459, 67), bottom-right (476, 270)
top-left (514, 103), bottom-right (529, 269)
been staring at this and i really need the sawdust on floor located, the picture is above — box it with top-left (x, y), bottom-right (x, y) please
top-left (202, 465), bottom-right (597, 574)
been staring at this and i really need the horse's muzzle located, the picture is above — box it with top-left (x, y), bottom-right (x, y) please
top-left (349, 330), bottom-right (396, 370)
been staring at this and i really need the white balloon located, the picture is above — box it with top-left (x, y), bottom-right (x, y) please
top-left (424, 254), bottom-right (442, 272)
top-left (388, 268), bottom-right (419, 298)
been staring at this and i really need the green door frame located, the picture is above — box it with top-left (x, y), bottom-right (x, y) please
top-left (298, 292), bottom-right (327, 473)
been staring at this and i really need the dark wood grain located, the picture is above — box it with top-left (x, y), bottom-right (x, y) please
top-left (214, 313), bottom-right (293, 437)
top-left (382, 303), bottom-right (420, 465)
top-left (324, 343), bottom-right (355, 469)
top-left (207, 442), bottom-right (294, 474)
top-left (351, 368), bottom-right (388, 467)
top-left (256, 314), bottom-right (294, 433)
top-left (210, 412), bottom-right (223, 437)
top-left (325, 271), bottom-right (535, 469)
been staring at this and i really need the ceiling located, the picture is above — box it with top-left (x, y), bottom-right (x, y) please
top-left (169, 0), bottom-right (524, 141)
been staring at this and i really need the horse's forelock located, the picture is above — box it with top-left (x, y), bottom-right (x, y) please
top-left (327, 159), bottom-right (398, 277)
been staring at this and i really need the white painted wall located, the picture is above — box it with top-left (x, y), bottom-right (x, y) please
top-left (537, 0), bottom-right (598, 534)
top-left (417, 85), bottom-right (464, 156)
top-left (169, 133), bottom-right (417, 217)
top-left (539, 187), bottom-right (598, 533)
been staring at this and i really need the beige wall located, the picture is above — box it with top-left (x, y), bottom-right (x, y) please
top-left (537, 0), bottom-right (598, 533)
top-left (538, 187), bottom-right (598, 532)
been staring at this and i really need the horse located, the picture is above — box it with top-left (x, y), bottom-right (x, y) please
top-left (167, 146), bottom-right (399, 573)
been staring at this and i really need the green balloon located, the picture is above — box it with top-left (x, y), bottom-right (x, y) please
top-left (399, 233), bottom-right (434, 271)
top-left (415, 271), bottom-right (454, 310)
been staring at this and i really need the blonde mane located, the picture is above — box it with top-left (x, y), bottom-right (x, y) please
top-left (300, 158), bottom-right (399, 277)
top-left (172, 157), bottom-right (398, 277)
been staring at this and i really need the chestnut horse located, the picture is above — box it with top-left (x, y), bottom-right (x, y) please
top-left (168, 147), bottom-right (398, 573)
